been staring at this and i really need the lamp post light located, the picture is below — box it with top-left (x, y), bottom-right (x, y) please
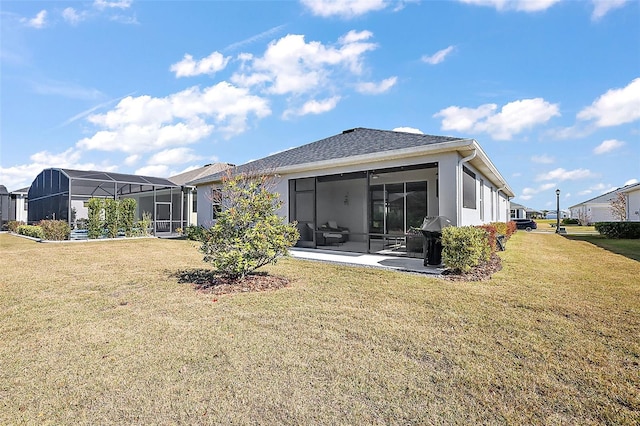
top-left (555, 189), bottom-right (561, 234)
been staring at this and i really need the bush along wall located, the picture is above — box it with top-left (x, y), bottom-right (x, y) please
top-left (7, 221), bottom-right (25, 233)
top-left (38, 220), bottom-right (71, 240)
top-left (17, 225), bottom-right (45, 239)
top-left (441, 226), bottom-right (491, 273)
top-left (595, 222), bottom-right (640, 239)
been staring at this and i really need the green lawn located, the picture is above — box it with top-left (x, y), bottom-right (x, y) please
top-left (565, 234), bottom-right (640, 262)
top-left (1, 233), bottom-right (638, 424)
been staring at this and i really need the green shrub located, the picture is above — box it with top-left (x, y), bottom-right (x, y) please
top-left (562, 218), bottom-right (580, 225)
top-left (38, 220), bottom-right (70, 240)
top-left (17, 225), bottom-right (44, 239)
top-left (595, 222), bottom-right (640, 239)
top-left (184, 224), bottom-right (207, 241)
top-left (7, 220), bottom-right (25, 233)
top-left (87, 198), bottom-right (104, 239)
top-left (199, 172), bottom-right (300, 280)
top-left (104, 198), bottom-right (120, 238)
top-left (119, 198), bottom-right (137, 237)
top-left (441, 226), bottom-right (490, 273)
top-left (136, 211), bottom-right (152, 236)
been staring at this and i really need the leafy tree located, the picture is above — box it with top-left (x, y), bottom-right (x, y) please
top-left (87, 198), bottom-right (104, 239)
top-left (199, 171), bottom-right (300, 280)
top-left (119, 198), bottom-right (137, 236)
top-left (610, 192), bottom-right (627, 221)
top-left (104, 198), bottom-right (120, 238)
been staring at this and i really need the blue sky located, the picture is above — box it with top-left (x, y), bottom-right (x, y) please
top-left (1, 0), bottom-right (638, 211)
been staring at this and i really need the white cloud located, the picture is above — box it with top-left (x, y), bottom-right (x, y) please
top-left (135, 165), bottom-right (170, 177)
top-left (94, 0), bottom-right (133, 10)
top-left (422, 46), bottom-right (455, 65)
top-left (170, 52), bottom-right (230, 78)
top-left (531, 154), bottom-right (554, 164)
top-left (231, 31), bottom-right (378, 96)
top-left (434, 98), bottom-right (560, 140)
top-left (393, 127), bottom-right (424, 134)
top-left (21, 10), bottom-right (47, 29)
top-left (577, 78), bottom-right (640, 127)
top-left (284, 96), bottom-right (341, 118)
top-left (593, 139), bottom-right (625, 155)
top-left (62, 7), bottom-right (87, 25)
top-left (300, 0), bottom-right (388, 18)
top-left (458, 0), bottom-right (560, 12)
top-left (624, 178), bottom-right (639, 186)
top-left (356, 77), bottom-right (397, 94)
top-left (591, 0), bottom-right (629, 20)
top-left (578, 183), bottom-right (614, 196)
top-left (124, 154), bottom-right (140, 166)
top-left (77, 82), bottom-right (271, 153)
top-left (518, 183), bottom-right (556, 200)
top-left (147, 148), bottom-right (202, 165)
top-left (535, 168), bottom-right (596, 182)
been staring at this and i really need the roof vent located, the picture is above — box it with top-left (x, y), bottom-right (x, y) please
top-left (342, 128), bottom-right (356, 134)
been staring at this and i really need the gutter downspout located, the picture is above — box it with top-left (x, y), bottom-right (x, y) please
top-left (457, 149), bottom-right (477, 226)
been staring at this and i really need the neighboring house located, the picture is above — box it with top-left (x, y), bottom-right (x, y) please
top-left (27, 168), bottom-right (194, 235)
top-left (0, 186), bottom-right (29, 229)
top-left (569, 183), bottom-right (639, 224)
top-left (188, 127), bottom-right (514, 255)
top-left (510, 202), bottom-right (527, 219)
top-left (168, 163), bottom-right (233, 227)
top-left (9, 187), bottom-right (29, 223)
top-left (620, 182), bottom-right (640, 222)
top-left (0, 185), bottom-right (9, 230)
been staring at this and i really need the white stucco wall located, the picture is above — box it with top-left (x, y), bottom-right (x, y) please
top-left (626, 188), bottom-right (640, 221)
top-left (194, 149), bottom-right (509, 229)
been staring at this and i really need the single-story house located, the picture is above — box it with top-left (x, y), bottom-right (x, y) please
top-left (188, 127), bottom-right (515, 255)
top-left (0, 185), bottom-right (9, 229)
top-left (168, 163), bottom-right (234, 226)
top-left (510, 202), bottom-right (543, 219)
top-left (569, 182), bottom-right (639, 224)
top-left (8, 187), bottom-right (29, 223)
top-left (27, 168), bottom-right (195, 235)
top-left (620, 182), bottom-right (640, 222)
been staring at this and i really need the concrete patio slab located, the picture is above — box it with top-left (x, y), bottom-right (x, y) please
top-left (289, 247), bottom-right (445, 276)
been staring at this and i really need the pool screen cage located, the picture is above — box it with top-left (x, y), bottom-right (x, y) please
top-left (27, 168), bottom-right (192, 235)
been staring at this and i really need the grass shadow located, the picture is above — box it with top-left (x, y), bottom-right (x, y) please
top-left (170, 268), bottom-right (286, 295)
top-left (564, 235), bottom-right (640, 262)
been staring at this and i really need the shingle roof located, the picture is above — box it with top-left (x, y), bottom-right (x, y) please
top-left (189, 128), bottom-right (465, 185)
top-left (169, 163), bottom-right (234, 186)
top-left (569, 183), bottom-right (639, 208)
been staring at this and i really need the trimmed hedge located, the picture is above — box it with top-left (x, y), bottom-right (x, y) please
top-left (595, 222), bottom-right (640, 239)
top-left (17, 225), bottom-right (44, 239)
top-left (442, 226), bottom-right (491, 273)
top-left (562, 218), bottom-right (580, 225)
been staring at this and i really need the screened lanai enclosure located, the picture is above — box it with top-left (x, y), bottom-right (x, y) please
top-left (27, 168), bottom-right (193, 236)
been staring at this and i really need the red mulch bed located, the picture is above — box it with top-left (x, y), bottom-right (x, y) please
top-left (173, 269), bottom-right (290, 295)
top-left (441, 253), bottom-right (503, 281)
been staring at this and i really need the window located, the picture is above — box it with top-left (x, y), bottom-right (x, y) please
top-left (24, 198), bottom-right (28, 211)
top-left (192, 190), bottom-right (197, 213)
top-left (211, 189), bottom-right (221, 220)
top-left (463, 166), bottom-right (476, 209)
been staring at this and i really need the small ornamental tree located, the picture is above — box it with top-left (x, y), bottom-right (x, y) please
top-left (610, 192), bottom-right (627, 222)
top-left (199, 171), bottom-right (300, 280)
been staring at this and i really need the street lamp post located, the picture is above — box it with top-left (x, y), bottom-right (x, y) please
top-left (555, 189), bottom-right (561, 234)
